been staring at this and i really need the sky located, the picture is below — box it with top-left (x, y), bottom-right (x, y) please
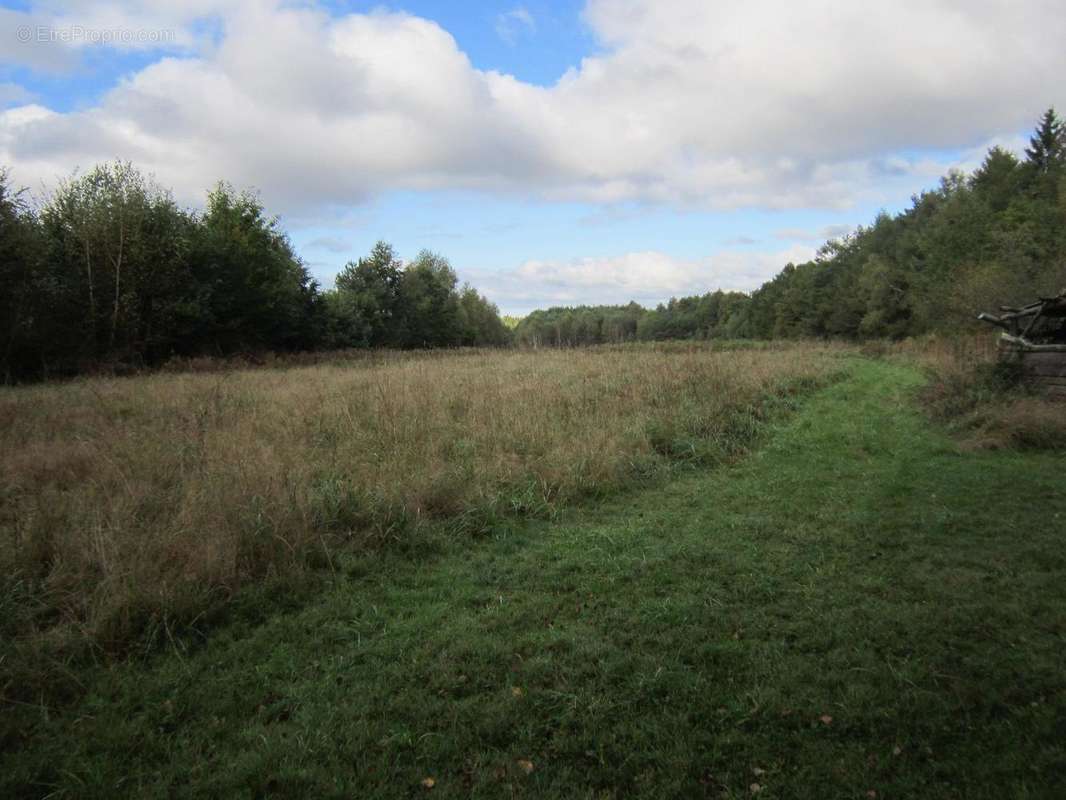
top-left (0, 1), bottom-right (1063, 315)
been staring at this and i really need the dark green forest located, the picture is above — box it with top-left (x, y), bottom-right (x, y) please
top-left (0, 165), bottom-right (509, 381)
top-left (3, 109), bottom-right (1065, 380)
top-left (513, 109), bottom-right (1066, 346)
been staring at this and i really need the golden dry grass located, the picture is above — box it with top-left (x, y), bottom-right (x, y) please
top-left (1, 342), bottom-right (845, 671)
top-left (885, 333), bottom-right (1066, 449)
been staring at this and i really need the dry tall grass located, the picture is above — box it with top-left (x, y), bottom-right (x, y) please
top-left (1, 342), bottom-right (844, 684)
top-left (887, 333), bottom-right (1066, 449)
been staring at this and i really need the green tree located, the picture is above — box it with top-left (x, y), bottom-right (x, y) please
top-left (856, 255), bottom-right (912, 338)
top-left (190, 183), bottom-right (319, 353)
top-left (396, 250), bottom-right (461, 347)
top-left (332, 241), bottom-right (403, 347)
top-left (40, 161), bottom-right (196, 366)
top-left (971, 146), bottom-right (1022, 212)
top-left (457, 285), bottom-right (511, 346)
top-left (0, 169), bottom-right (45, 380)
top-left (1024, 107), bottom-right (1063, 174)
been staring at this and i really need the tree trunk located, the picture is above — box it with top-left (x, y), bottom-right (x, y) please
top-left (84, 238), bottom-right (97, 356)
top-left (110, 221), bottom-right (124, 352)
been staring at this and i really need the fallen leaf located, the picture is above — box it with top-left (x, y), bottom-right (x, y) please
top-left (750, 783), bottom-right (763, 794)
top-left (753, 767), bottom-right (766, 776)
top-left (511, 687), bottom-right (524, 698)
top-left (867, 791), bottom-right (878, 799)
top-left (420, 777), bottom-right (435, 789)
top-left (819, 714), bottom-right (833, 725)
top-left (517, 759), bottom-right (535, 774)
top-left (892, 746), bottom-right (902, 757)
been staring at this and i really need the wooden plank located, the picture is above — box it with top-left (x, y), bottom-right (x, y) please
top-left (1023, 365), bottom-right (1066, 375)
top-left (1021, 352), bottom-right (1066, 378)
top-left (1029, 377), bottom-right (1066, 398)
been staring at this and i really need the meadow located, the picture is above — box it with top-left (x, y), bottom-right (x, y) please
top-left (1, 342), bottom-right (844, 695)
top-left (4, 339), bottom-right (1066, 798)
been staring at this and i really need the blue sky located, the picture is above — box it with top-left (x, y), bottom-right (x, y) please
top-left (320, 0), bottom-right (594, 86)
top-left (1, 1), bottom-right (1060, 314)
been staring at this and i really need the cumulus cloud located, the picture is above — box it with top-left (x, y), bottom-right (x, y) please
top-left (1, 8), bottom-right (76, 71)
top-left (462, 244), bottom-right (817, 314)
top-left (0, 0), bottom-right (1062, 217)
top-left (5, 0), bottom-right (1061, 310)
top-left (1, 4), bottom-right (565, 210)
top-left (0, 1), bottom-right (218, 72)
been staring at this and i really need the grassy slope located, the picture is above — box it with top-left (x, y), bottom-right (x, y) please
top-left (4, 358), bottom-right (1065, 799)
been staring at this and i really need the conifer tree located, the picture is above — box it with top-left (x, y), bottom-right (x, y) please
top-left (1024, 107), bottom-right (1063, 173)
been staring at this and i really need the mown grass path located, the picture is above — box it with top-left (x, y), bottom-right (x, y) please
top-left (5, 359), bottom-right (1066, 798)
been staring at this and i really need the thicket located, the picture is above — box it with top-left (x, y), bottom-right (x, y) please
top-left (0, 166), bottom-right (508, 381)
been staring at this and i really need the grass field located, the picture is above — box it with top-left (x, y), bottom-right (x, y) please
top-left (3, 346), bottom-right (1066, 798)
top-left (1, 342), bottom-right (844, 701)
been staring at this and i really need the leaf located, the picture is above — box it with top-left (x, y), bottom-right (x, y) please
top-left (421, 777), bottom-right (436, 789)
top-left (819, 714), bottom-right (833, 725)
top-left (750, 783), bottom-right (763, 794)
top-left (517, 759), bottom-right (535, 774)
top-left (511, 687), bottom-right (524, 698)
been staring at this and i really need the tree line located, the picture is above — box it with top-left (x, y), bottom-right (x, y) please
top-left (514, 108), bottom-right (1066, 346)
top-left (0, 163), bottom-right (509, 381)
top-left (3, 109), bottom-right (1064, 378)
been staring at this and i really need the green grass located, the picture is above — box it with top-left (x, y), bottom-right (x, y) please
top-left (4, 358), bottom-right (1066, 798)
top-left (0, 342), bottom-right (841, 664)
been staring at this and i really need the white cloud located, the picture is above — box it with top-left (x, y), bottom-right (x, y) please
top-left (1, 8), bottom-right (77, 71)
top-left (305, 236), bottom-right (351, 254)
top-left (462, 244), bottom-right (816, 314)
top-left (774, 224), bottom-right (854, 243)
top-left (0, 1), bottom-right (1063, 215)
top-left (495, 7), bottom-right (536, 45)
top-left (0, 82), bottom-right (34, 107)
top-left (0, 1), bottom-right (219, 72)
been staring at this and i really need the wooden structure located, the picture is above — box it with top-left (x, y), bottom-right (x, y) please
top-left (978, 291), bottom-right (1066, 397)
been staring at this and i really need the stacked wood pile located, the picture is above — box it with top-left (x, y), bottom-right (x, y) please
top-left (978, 290), bottom-right (1066, 397)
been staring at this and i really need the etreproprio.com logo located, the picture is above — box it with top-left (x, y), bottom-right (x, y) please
top-left (16, 25), bottom-right (176, 45)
